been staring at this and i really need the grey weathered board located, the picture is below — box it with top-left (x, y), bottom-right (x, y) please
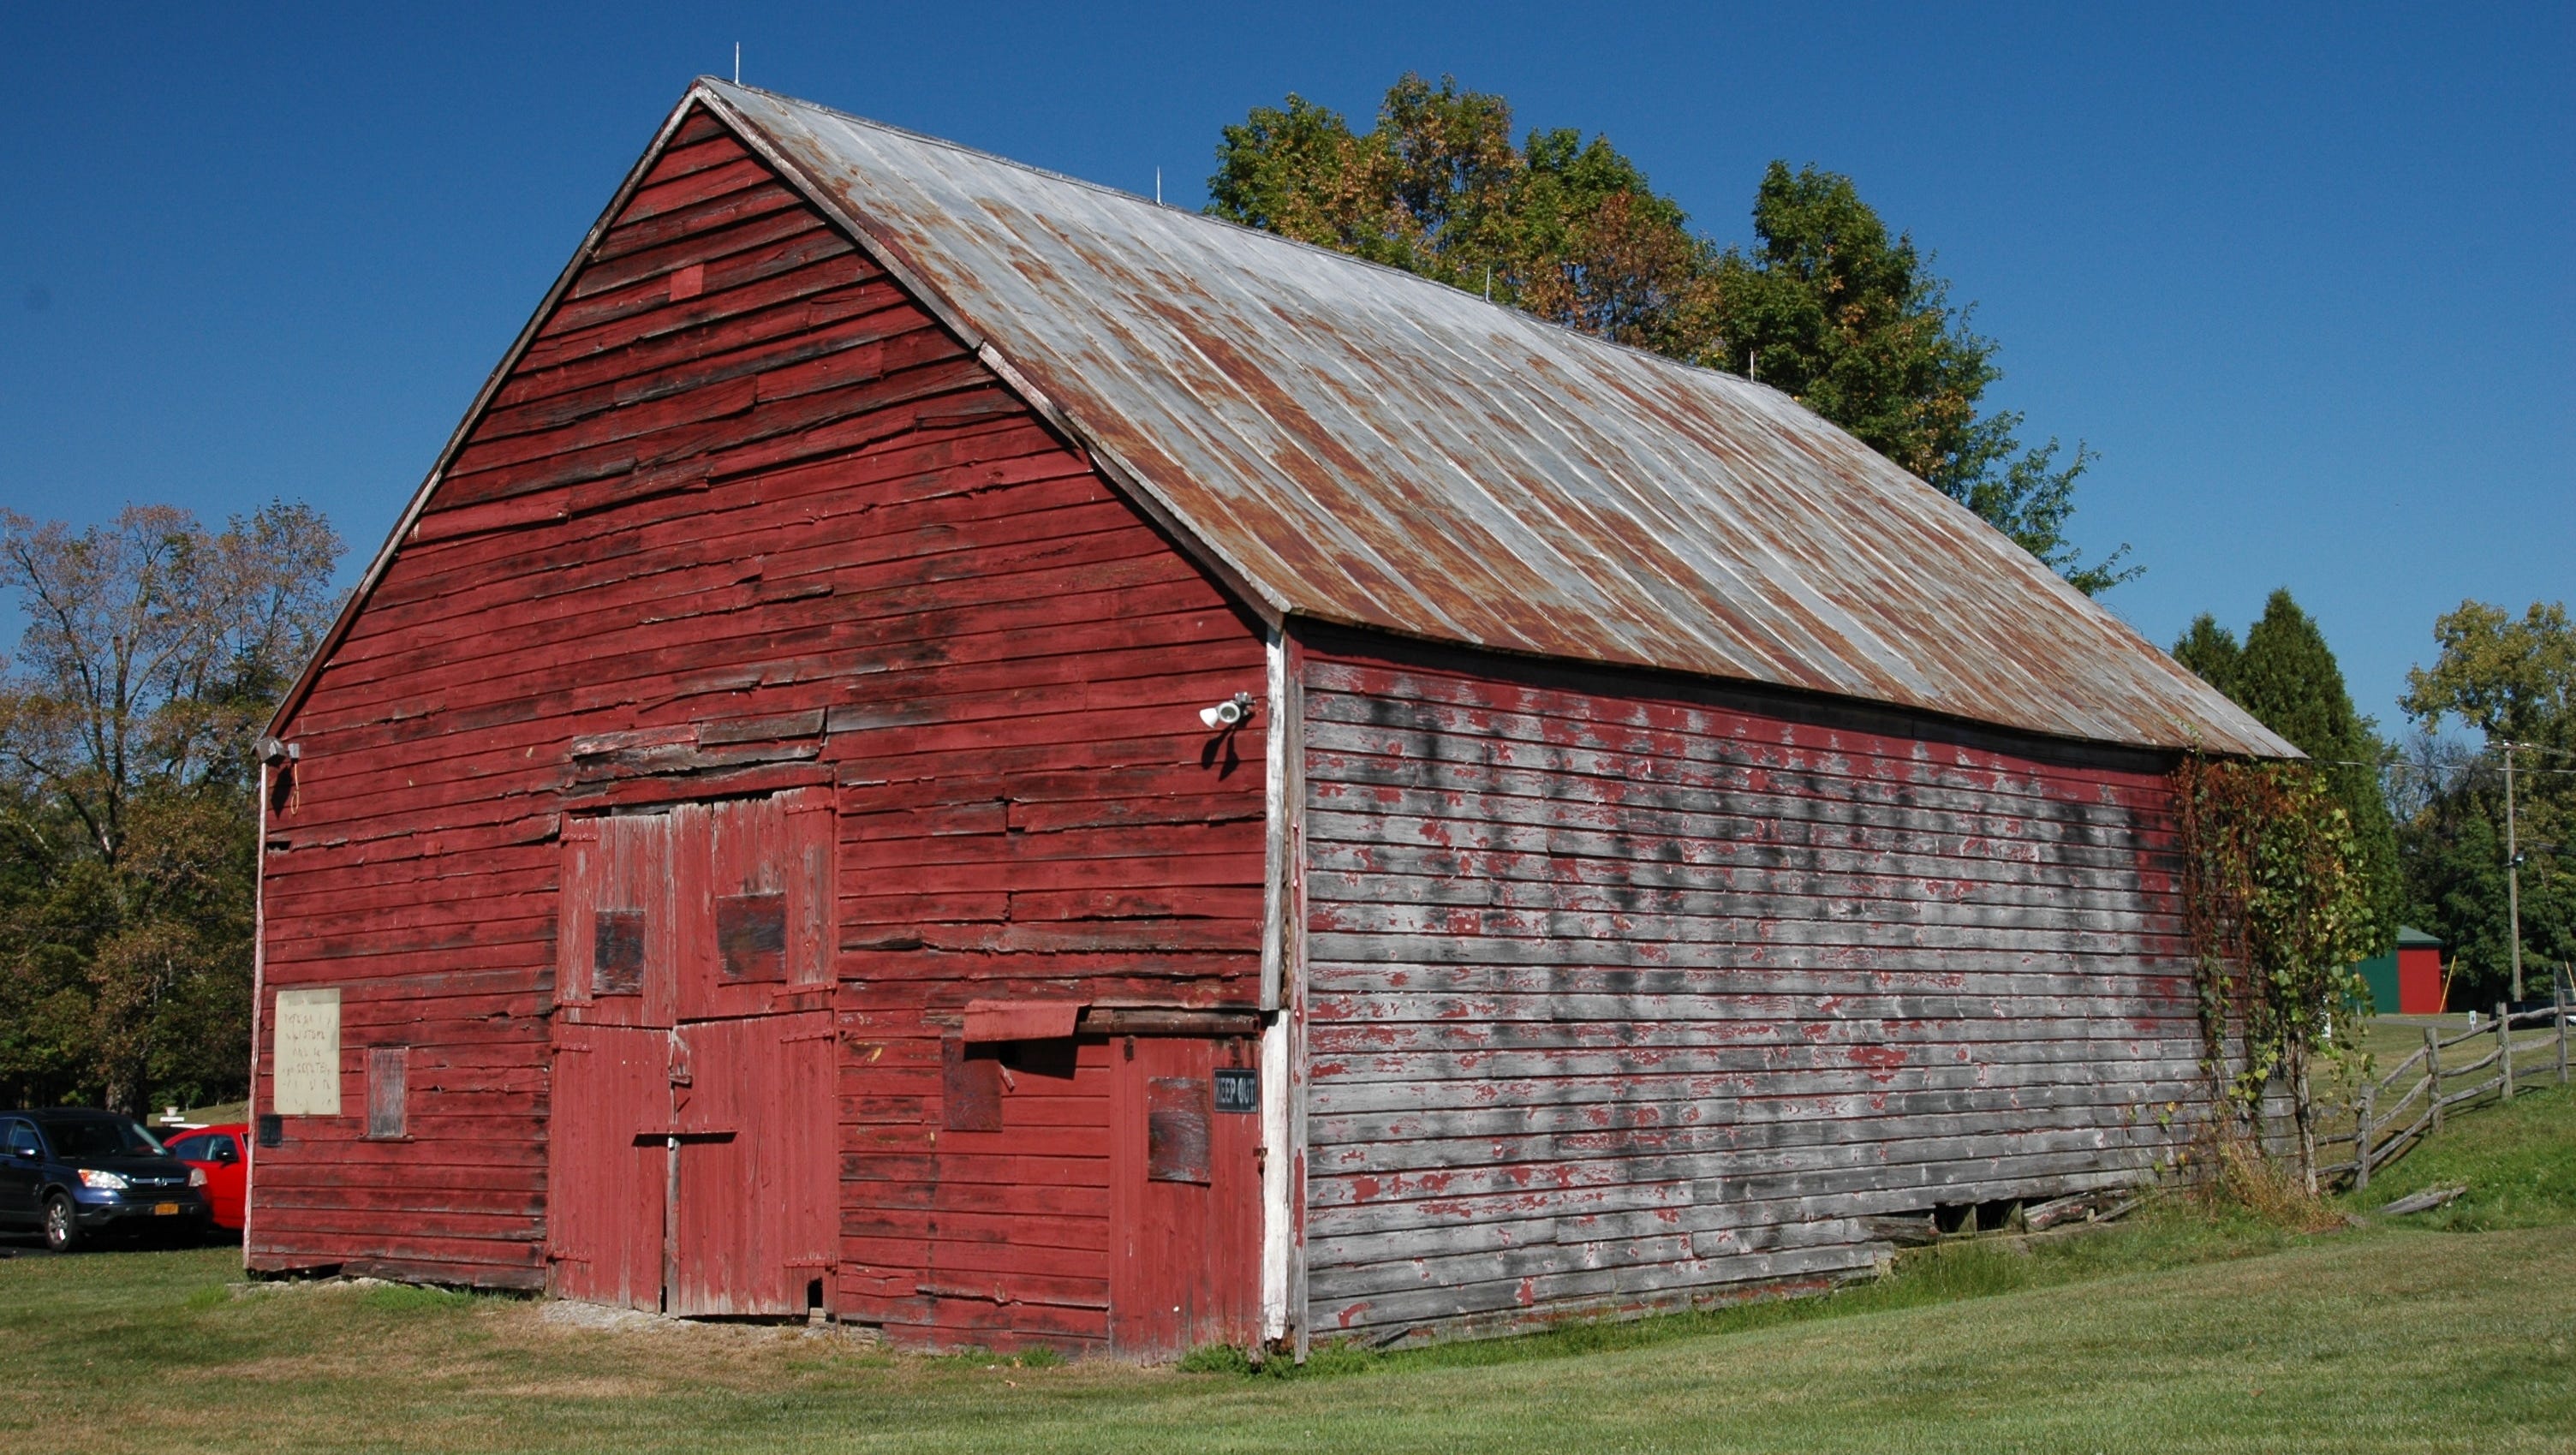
top-left (1296, 633), bottom-right (2201, 1338)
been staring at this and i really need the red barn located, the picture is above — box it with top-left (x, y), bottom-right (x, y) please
top-left (247, 79), bottom-right (2294, 1357)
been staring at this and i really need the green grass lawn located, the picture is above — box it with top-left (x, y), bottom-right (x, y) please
top-left (6, 1092), bottom-right (2572, 1454)
top-left (2346, 1081), bottom-right (2576, 1231)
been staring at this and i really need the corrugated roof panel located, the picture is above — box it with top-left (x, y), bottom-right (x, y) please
top-left (702, 81), bottom-right (2293, 758)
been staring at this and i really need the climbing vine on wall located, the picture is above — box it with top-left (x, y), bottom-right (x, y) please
top-left (2171, 756), bottom-right (2376, 1176)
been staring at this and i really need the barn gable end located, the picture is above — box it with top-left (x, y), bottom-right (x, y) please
top-left (254, 107), bottom-right (1273, 1339)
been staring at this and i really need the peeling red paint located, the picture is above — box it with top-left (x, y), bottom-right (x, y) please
top-left (1295, 637), bottom-right (2209, 1341)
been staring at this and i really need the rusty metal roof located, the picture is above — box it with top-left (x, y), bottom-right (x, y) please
top-left (672, 84), bottom-right (2299, 755)
top-left (694, 81), bottom-right (2289, 757)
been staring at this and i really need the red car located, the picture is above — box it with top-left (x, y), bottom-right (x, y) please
top-left (158, 1124), bottom-right (248, 1231)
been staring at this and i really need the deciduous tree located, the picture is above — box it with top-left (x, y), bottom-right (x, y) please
top-left (2398, 599), bottom-right (2575, 1003)
top-left (2403, 601), bottom-right (2576, 748)
top-left (1207, 76), bottom-right (1716, 355)
top-left (0, 502), bottom-right (343, 1112)
top-left (1208, 75), bottom-right (2134, 591)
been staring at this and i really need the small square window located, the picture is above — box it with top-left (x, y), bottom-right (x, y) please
top-left (593, 909), bottom-right (647, 996)
top-left (715, 893), bottom-right (788, 981)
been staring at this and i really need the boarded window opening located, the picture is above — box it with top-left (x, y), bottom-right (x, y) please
top-left (367, 1047), bottom-right (408, 1139)
top-left (715, 893), bottom-right (788, 981)
top-left (593, 909), bottom-right (647, 996)
top-left (1146, 1076), bottom-right (1212, 1184)
top-left (941, 1036), bottom-right (1002, 1132)
top-left (993, 1039), bottom-right (1080, 1080)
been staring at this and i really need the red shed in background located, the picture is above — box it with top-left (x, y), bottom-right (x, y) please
top-left (247, 80), bottom-right (2294, 1357)
top-left (2355, 927), bottom-right (2447, 1017)
top-left (2398, 929), bottom-right (2448, 1014)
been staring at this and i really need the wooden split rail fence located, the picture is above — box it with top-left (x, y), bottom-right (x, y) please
top-left (2317, 987), bottom-right (2573, 1192)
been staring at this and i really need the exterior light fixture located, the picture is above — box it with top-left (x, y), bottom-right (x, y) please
top-left (1198, 692), bottom-right (1256, 730)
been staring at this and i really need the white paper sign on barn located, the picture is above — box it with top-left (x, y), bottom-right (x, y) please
top-left (273, 987), bottom-right (342, 1116)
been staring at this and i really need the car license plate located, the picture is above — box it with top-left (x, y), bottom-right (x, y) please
top-left (154, 1202), bottom-right (179, 1216)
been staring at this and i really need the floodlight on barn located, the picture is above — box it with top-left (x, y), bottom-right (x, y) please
top-left (1199, 693), bottom-right (1255, 730)
top-left (243, 76), bottom-right (2295, 1361)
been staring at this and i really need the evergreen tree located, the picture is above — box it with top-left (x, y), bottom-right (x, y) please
top-left (2237, 591), bottom-right (2402, 951)
top-left (2174, 591), bottom-right (2402, 953)
top-left (2170, 614), bottom-right (2243, 703)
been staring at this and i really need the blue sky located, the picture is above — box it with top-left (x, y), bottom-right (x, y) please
top-left (2, 3), bottom-right (2566, 732)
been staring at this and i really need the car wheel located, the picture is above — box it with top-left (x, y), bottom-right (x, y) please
top-left (42, 1192), bottom-right (80, 1253)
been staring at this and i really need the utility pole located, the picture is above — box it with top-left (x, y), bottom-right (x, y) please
top-left (2505, 741), bottom-right (2524, 1004)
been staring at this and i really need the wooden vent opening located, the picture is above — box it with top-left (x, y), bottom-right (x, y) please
top-left (367, 1047), bottom-right (408, 1140)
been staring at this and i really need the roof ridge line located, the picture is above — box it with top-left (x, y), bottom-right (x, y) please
top-left (690, 78), bottom-right (1813, 408)
top-left (698, 76), bottom-right (1191, 216)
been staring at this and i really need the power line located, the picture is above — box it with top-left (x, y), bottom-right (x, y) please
top-left (2306, 755), bottom-right (2576, 778)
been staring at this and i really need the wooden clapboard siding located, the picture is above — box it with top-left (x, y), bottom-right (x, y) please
top-left (256, 106), bottom-right (1271, 1324)
top-left (835, 1030), bottom-right (1124, 1347)
top-left (1294, 626), bottom-right (2202, 1340)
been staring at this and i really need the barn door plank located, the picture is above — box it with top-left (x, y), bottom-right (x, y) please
top-left (668, 1011), bottom-right (837, 1317)
top-left (560, 811), bottom-right (678, 1029)
top-left (546, 1022), bottom-right (669, 1310)
top-left (681, 790), bottom-right (826, 1023)
top-left (1108, 1036), bottom-right (1260, 1357)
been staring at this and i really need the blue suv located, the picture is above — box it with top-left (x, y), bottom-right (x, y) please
top-left (0, 1109), bottom-right (212, 1252)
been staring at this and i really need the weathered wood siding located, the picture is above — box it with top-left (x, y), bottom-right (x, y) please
top-left (1296, 629), bottom-right (2201, 1340)
top-left (256, 108), bottom-right (1271, 1332)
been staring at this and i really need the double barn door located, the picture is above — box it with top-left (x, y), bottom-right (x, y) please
top-left (548, 791), bottom-right (838, 1316)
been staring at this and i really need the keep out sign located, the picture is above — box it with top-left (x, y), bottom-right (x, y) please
top-left (1213, 1066), bottom-right (1257, 1113)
